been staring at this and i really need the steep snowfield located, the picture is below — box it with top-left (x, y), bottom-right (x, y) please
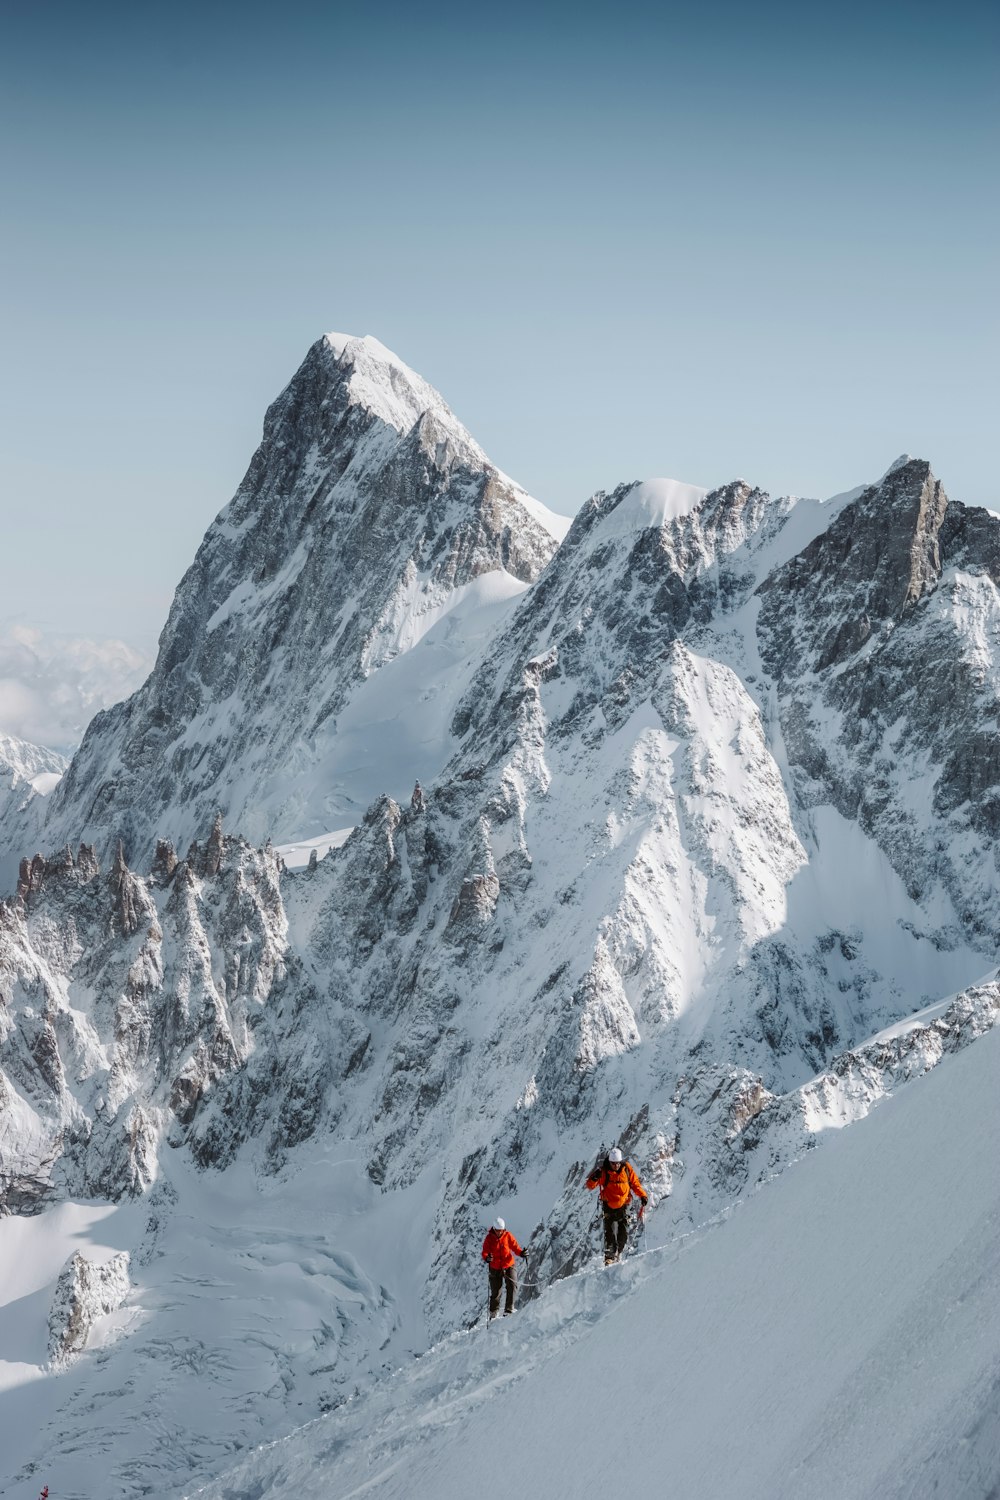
top-left (287, 565), bottom-right (535, 826)
top-left (187, 1021), bottom-right (1000, 1500)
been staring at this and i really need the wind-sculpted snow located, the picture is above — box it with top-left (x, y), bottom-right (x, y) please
top-left (1, 336), bottom-right (999, 1497)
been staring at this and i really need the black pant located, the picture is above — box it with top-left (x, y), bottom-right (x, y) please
top-left (603, 1203), bottom-right (629, 1259)
top-left (488, 1265), bottom-right (517, 1316)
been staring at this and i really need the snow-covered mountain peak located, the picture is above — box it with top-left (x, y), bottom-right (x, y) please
top-left (758, 457), bottom-right (949, 677)
top-left (322, 331), bottom-right (455, 438)
top-left (0, 732), bottom-right (66, 790)
top-left (880, 450), bottom-right (915, 479)
top-left (569, 472), bottom-right (780, 575)
top-left (5, 337), bottom-right (565, 874)
top-left (320, 337), bottom-right (569, 549)
top-left (757, 455), bottom-right (1000, 950)
top-left (320, 332), bottom-right (571, 542)
top-left (593, 476), bottom-right (709, 539)
top-left (0, 733), bottom-right (66, 871)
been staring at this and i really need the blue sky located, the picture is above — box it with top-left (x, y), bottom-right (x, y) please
top-left (2, 0), bottom-right (997, 648)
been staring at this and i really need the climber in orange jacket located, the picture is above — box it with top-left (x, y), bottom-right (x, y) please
top-left (586, 1147), bottom-right (648, 1264)
top-left (481, 1217), bottom-right (527, 1318)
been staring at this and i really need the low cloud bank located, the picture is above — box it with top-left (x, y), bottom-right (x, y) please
top-left (0, 622), bottom-right (150, 753)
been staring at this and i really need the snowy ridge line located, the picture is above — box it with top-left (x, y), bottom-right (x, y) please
top-left (174, 1179), bottom-right (743, 1497)
top-left (675, 970), bottom-right (1000, 1233)
top-left (614, 969), bottom-right (1000, 1263)
top-left (184, 1025), bottom-right (1000, 1500)
top-left (185, 987), bottom-right (1000, 1500)
top-left (182, 1228), bottom-right (690, 1500)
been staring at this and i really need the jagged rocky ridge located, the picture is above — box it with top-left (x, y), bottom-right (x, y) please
top-left (0, 827), bottom-right (294, 1211)
top-left (1, 339), bottom-right (999, 1498)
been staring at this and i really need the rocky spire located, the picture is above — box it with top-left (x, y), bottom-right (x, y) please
top-left (151, 839), bottom-right (178, 885)
top-left (758, 459), bottom-right (950, 677)
top-left (204, 812), bottom-right (224, 876)
top-left (108, 840), bottom-right (142, 937)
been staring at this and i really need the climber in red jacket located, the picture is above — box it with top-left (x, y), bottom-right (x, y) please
top-left (481, 1217), bottom-right (527, 1318)
top-left (586, 1147), bottom-right (648, 1264)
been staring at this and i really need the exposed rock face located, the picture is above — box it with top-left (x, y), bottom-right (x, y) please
top-left (6, 452), bottom-right (990, 1234)
top-left (0, 821), bottom-right (291, 1208)
top-left (203, 813), bottom-right (224, 876)
top-left (757, 458), bottom-right (1000, 947)
top-left (756, 459), bottom-right (949, 674)
top-left (18, 336), bottom-right (564, 877)
top-left (151, 838), bottom-right (177, 884)
top-left (447, 871), bottom-right (500, 932)
top-left (48, 1250), bottom-right (131, 1363)
top-left (0, 335), bottom-right (998, 1500)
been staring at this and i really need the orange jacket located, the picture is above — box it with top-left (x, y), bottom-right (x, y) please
top-left (482, 1227), bottom-right (523, 1270)
top-left (586, 1160), bottom-right (647, 1210)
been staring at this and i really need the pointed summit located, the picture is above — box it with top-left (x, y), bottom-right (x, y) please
top-left (758, 458), bottom-right (948, 675)
top-left (31, 336), bottom-right (568, 867)
top-left (322, 333), bottom-right (461, 438)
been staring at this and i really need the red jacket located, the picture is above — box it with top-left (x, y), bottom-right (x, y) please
top-left (482, 1227), bottom-right (523, 1270)
top-left (586, 1161), bottom-right (647, 1210)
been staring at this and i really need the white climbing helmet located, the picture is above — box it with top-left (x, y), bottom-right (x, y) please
top-left (492, 1217), bottom-right (505, 1231)
top-left (608, 1148), bottom-right (623, 1163)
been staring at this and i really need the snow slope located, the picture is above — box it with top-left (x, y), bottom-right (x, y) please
top-left (189, 1021), bottom-right (1000, 1500)
top-left (1, 955), bottom-right (994, 1499)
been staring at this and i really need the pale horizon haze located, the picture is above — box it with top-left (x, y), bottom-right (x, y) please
top-left (2, 0), bottom-right (996, 680)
